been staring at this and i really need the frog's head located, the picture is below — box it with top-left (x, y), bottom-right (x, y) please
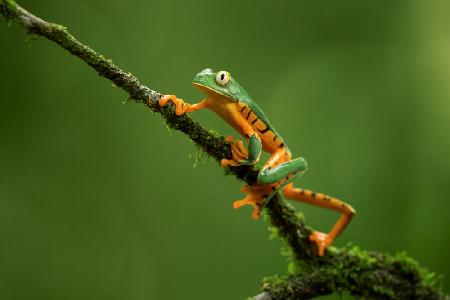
top-left (192, 68), bottom-right (251, 102)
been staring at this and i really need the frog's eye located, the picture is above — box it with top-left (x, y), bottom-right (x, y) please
top-left (215, 71), bottom-right (231, 86)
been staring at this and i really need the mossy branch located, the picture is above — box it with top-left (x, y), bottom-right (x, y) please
top-left (1, 1), bottom-right (448, 299)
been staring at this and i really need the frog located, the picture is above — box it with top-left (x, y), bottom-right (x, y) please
top-left (158, 68), bottom-right (355, 256)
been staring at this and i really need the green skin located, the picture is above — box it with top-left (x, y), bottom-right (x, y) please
top-left (193, 68), bottom-right (307, 198)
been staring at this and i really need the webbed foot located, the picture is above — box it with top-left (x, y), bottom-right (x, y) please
top-left (221, 135), bottom-right (248, 167)
top-left (233, 184), bottom-right (273, 220)
top-left (159, 95), bottom-right (189, 116)
top-left (309, 231), bottom-right (334, 256)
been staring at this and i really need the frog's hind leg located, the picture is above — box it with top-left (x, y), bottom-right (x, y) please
top-left (233, 184), bottom-right (274, 220)
top-left (283, 184), bottom-right (355, 256)
top-left (257, 148), bottom-right (307, 187)
top-left (257, 149), bottom-right (355, 256)
top-left (233, 149), bottom-right (307, 220)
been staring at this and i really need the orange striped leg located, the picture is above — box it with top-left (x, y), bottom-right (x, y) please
top-left (257, 149), bottom-right (304, 189)
top-left (261, 147), bottom-right (288, 171)
top-left (283, 183), bottom-right (355, 256)
top-left (159, 95), bottom-right (208, 116)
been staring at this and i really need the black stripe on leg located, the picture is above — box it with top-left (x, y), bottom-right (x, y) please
top-left (246, 109), bottom-right (252, 119)
top-left (251, 118), bottom-right (259, 125)
top-left (258, 127), bottom-right (269, 134)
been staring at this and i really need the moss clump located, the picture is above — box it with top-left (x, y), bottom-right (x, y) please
top-left (261, 244), bottom-right (448, 300)
top-left (0, 0), bottom-right (18, 20)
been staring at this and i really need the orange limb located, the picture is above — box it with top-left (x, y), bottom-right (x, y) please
top-left (221, 135), bottom-right (249, 167)
top-left (261, 147), bottom-right (288, 170)
top-left (233, 184), bottom-right (274, 220)
top-left (220, 115), bottom-right (259, 167)
top-left (283, 183), bottom-right (355, 256)
top-left (159, 95), bottom-right (208, 116)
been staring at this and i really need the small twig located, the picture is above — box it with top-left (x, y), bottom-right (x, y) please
top-left (1, 1), bottom-right (448, 299)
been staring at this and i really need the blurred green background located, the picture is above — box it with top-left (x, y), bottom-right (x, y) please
top-left (1, 0), bottom-right (449, 299)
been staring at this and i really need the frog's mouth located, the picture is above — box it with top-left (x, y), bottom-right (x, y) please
top-left (192, 82), bottom-right (231, 100)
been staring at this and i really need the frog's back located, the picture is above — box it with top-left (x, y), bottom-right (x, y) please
top-left (236, 95), bottom-right (287, 153)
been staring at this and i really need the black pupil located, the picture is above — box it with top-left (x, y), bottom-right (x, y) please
top-left (221, 73), bottom-right (225, 80)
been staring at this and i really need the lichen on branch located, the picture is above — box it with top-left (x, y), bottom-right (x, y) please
top-left (1, 1), bottom-right (448, 299)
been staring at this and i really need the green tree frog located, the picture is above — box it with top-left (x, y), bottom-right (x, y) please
top-left (158, 68), bottom-right (355, 256)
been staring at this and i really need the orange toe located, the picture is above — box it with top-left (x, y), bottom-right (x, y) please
top-left (159, 95), bottom-right (176, 107)
top-left (233, 184), bottom-right (273, 220)
top-left (158, 95), bottom-right (188, 116)
top-left (225, 135), bottom-right (235, 143)
top-left (221, 158), bottom-right (239, 167)
top-left (309, 231), bottom-right (333, 256)
top-left (222, 138), bottom-right (249, 167)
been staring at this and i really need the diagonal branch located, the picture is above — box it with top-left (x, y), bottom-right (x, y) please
top-left (1, 1), bottom-right (448, 299)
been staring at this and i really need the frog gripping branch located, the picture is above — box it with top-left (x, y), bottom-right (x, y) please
top-left (159, 68), bottom-right (355, 256)
top-left (3, 2), bottom-right (448, 298)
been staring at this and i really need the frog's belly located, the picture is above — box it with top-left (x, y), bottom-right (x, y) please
top-left (208, 99), bottom-right (248, 137)
top-left (208, 99), bottom-right (284, 154)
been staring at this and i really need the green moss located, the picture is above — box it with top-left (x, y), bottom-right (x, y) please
top-left (0, 0), bottom-right (18, 20)
top-left (261, 275), bottom-right (294, 297)
top-left (387, 251), bottom-right (443, 290)
top-left (4, 0), bottom-right (17, 11)
top-left (373, 285), bottom-right (395, 298)
top-left (346, 245), bottom-right (376, 267)
top-left (259, 241), bottom-right (449, 299)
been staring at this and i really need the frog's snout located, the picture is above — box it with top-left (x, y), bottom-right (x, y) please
top-left (193, 72), bottom-right (203, 82)
top-left (200, 68), bottom-right (213, 75)
top-left (193, 68), bottom-right (213, 85)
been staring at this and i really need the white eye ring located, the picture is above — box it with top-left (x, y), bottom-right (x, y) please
top-left (215, 71), bottom-right (231, 86)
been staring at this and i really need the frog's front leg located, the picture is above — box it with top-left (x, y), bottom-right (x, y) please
top-left (221, 135), bottom-right (248, 166)
top-left (221, 133), bottom-right (262, 167)
top-left (159, 95), bottom-right (209, 116)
